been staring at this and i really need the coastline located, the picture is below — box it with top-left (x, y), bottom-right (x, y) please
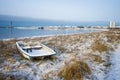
top-left (0, 29), bottom-right (106, 41)
top-left (0, 29), bottom-right (120, 80)
top-left (0, 26), bottom-right (108, 40)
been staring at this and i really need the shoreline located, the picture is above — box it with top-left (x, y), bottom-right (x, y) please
top-left (0, 26), bottom-right (109, 40)
top-left (0, 29), bottom-right (106, 41)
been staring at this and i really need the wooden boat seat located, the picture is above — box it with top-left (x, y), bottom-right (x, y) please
top-left (22, 45), bottom-right (42, 53)
top-left (31, 46), bottom-right (42, 49)
top-left (22, 46), bottom-right (32, 53)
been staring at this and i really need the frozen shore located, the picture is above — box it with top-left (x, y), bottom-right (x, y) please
top-left (0, 29), bottom-right (120, 80)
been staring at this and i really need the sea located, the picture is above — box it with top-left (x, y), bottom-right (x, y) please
top-left (0, 20), bottom-right (119, 40)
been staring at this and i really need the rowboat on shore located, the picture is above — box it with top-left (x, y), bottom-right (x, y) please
top-left (16, 41), bottom-right (56, 59)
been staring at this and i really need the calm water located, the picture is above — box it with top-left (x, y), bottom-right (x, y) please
top-left (0, 28), bottom-right (101, 39)
top-left (1, 20), bottom-right (117, 27)
top-left (1, 20), bottom-right (119, 39)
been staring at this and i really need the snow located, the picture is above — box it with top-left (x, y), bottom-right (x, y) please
top-left (106, 45), bottom-right (120, 80)
top-left (28, 49), bottom-right (54, 56)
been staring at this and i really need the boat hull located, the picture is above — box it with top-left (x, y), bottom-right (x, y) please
top-left (17, 48), bottom-right (31, 59)
top-left (16, 41), bottom-right (56, 60)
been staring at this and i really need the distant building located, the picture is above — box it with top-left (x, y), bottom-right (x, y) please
top-left (110, 21), bottom-right (115, 28)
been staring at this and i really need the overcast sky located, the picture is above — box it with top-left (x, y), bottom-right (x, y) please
top-left (0, 0), bottom-right (120, 22)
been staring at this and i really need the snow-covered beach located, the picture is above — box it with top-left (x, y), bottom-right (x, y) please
top-left (106, 44), bottom-right (120, 80)
top-left (0, 29), bottom-right (120, 80)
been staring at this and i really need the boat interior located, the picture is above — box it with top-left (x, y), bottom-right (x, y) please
top-left (17, 41), bottom-right (55, 56)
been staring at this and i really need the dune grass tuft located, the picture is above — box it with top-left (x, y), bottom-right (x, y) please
top-left (93, 55), bottom-right (104, 63)
top-left (58, 59), bottom-right (91, 80)
top-left (91, 40), bottom-right (108, 52)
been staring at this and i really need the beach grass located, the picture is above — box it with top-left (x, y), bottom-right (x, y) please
top-left (58, 59), bottom-right (91, 80)
top-left (91, 39), bottom-right (108, 52)
top-left (93, 55), bottom-right (104, 63)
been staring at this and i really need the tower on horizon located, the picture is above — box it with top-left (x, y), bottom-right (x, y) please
top-left (110, 21), bottom-right (115, 28)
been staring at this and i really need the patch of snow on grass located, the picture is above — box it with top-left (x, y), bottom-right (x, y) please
top-left (106, 45), bottom-right (120, 80)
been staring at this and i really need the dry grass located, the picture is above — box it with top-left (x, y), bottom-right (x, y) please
top-left (0, 72), bottom-right (15, 80)
top-left (107, 34), bottom-right (120, 43)
top-left (0, 40), bottom-right (19, 65)
top-left (32, 55), bottom-right (58, 62)
top-left (58, 59), bottom-right (91, 80)
top-left (91, 39), bottom-right (108, 52)
top-left (58, 46), bottom-right (67, 53)
top-left (0, 43), bottom-right (18, 57)
top-left (104, 29), bottom-right (120, 43)
top-left (45, 34), bottom-right (82, 53)
top-left (81, 52), bottom-right (105, 64)
top-left (0, 72), bottom-right (28, 80)
top-left (93, 55), bottom-right (104, 63)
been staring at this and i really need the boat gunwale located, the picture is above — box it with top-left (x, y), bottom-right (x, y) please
top-left (16, 41), bottom-right (56, 57)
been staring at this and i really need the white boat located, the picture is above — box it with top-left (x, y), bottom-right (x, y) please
top-left (16, 41), bottom-right (56, 59)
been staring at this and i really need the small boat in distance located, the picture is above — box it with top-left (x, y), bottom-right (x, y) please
top-left (16, 41), bottom-right (56, 59)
